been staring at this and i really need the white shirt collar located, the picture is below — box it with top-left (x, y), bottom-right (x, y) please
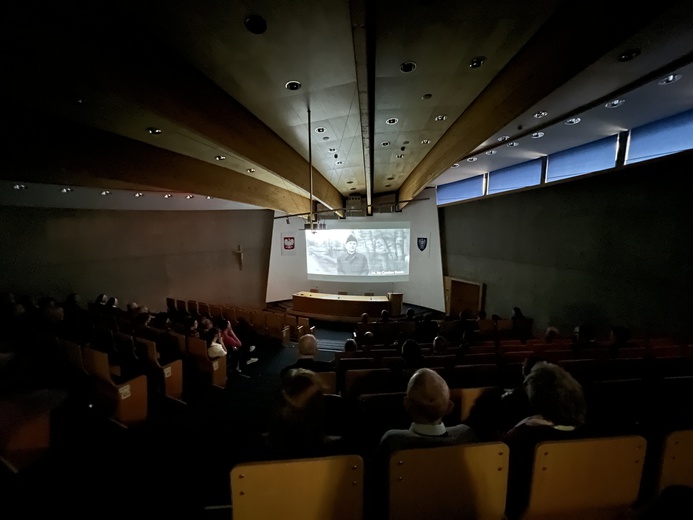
top-left (410, 422), bottom-right (447, 436)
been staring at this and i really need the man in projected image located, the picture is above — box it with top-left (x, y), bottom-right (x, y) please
top-left (337, 233), bottom-right (369, 275)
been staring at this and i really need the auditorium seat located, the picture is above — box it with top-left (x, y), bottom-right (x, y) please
top-left (656, 429), bottom-right (693, 493)
top-left (343, 368), bottom-right (399, 400)
top-left (186, 336), bottom-right (227, 389)
top-left (388, 443), bottom-right (509, 520)
top-left (135, 337), bottom-right (184, 403)
top-left (230, 455), bottom-right (364, 520)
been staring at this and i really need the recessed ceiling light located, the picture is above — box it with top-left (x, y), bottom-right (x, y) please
top-left (384, 184), bottom-right (391, 188)
top-left (507, 142), bottom-right (519, 147)
top-left (400, 61), bottom-right (417, 73)
top-left (285, 80), bottom-right (301, 91)
top-left (617, 48), bottom-right (641, 62)
top-left (386, 117), bottom-right (398, 125)
top-left (402, 141), bottom-right (410, 145)
top-left (451, 163), bottom-right (460, 168)
top-left (315, 127), bottom-right (326, 133)
top-left (12, 184), bottom-right (27, 190)
top-left (336, 161), bottom-right (344, 165)
top-left (387, 176), bottom-right (395, 180)
top-left (421, 139), bottom-right (431, 145)
top-left (421, 93), bottom-right (432, 100)
top-left (565, 117), bottom-right (581, 125)
top-left (322, 136), bottom-right (329, 141)
top-left (381, 141), bottom-right (390, 147)
top-left (605, 99), bottom-right (626, 109)
top-left (350, 187), bottom-right (356, 191)
top-left (434, 115), bottom-right (447, 122)
top-left (146, 127), bottom-right (162, 135)
top-left (497, 135), bottom-right (510, 142)
top-left (164, 194), bottom-right (172, 198)
top-left (659, 73), bottom-right (682, 85)
top-left (328, 147), bottom-right (337, 152)
top-left (60, 187), bottom-right (73, 193)
top-left (469, 56), bottom-right (486, 68)
top-left (76, 98), bottom-right (84, 104)
top-left (206, 196), bottom-right (213, 200)
top-left (467, 157), bottom-right (477, 162)
top-left (346, 180), bottom-right (353, 184)
top-left (215, 155), bottom-right (226, 161)
top-left (101, 190), bottom-right (111, 196)
top-left (532, 132), bottom-right (545, 139)
top-left (186, 195), bottom-right (195, 199)
top-left (533, 111), bottom-right (548, 119)
top-left (246, 168), bottom-right (256, 173)
top-left (395, 154), bottom-right (404, 159)
top-left (134, 192), bottom-right (143, 197)
top-left (244, 14), bottom-right (267, 35)
top-left (485, 150), bottom-right (497, 155)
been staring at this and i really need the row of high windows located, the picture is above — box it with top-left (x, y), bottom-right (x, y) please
top-left (437, 108), bottom-right (693, 205)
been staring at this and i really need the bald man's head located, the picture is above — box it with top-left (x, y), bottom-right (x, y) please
top-left (404, 368), bottom-right (453, 424)
top-left (297, 334), bottom-right (318, 357)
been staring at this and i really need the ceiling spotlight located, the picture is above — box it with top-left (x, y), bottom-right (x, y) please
top-left (381, 141), bottom-right (390, 147)
top-left (451, 163), bottom-right (460, 168)
top-left (336, 160), bottom-right (344, 165)
top-left (605, 99), bottom-right (626, 109)
top-left (485, 150), bottom-right (497, 155)
top-left (101, 190), bottom-right (111, 196)
top-left (285, 80), bottom-right (302, 91)
top-left (164, 194), bottom-right (172, 198)
top-left (532, 132), bottom-right (545, 139)
top-left (469, 56), bottom-right (486, 68)
top-left (403, 140), bottom-right (410, 145)
top-left (134, 192), bottom-right (143, 197)
top-left (61, 187), bottom-right (73, 193)
top-left (467, 157), bottom-right (477, 162)
top-left (387, 176), bottom-right (395, 180)
top-left (659, 73), bottom-right (682, 85)
top-left (12, 184), bottom-right (27, 190)
top-left (206, 196), bottom-right (213, 200)
top-left (565, 117), bottom-right (581, 125)
top-left (421, 139), bottom-right (431, 145)
top-left (533, 111), bottom-right (548, 119)
top-left (421, 93), bottom-right (432, 100)
top-left (400, 61), bottom-right (417, 73)
top-left (315, 127), bottom-right (326, 133)
top-left (434, 114), bottom-right (447, 122)
top-left (386, 117), bottom-right (399, 125)
top-left (322, 136), bottom-right (329, 141)
top-left (346, 180), bottom-right (354, 184)
top-left (617, 48), bottom-right (641, 62)
top-left (215, 155), bottom-right (226, 161)
top-left (244, 14), bottom-right (267, 35)
top-left (384, 184), bottom-right (392, 188)
top-left (497, 135), bottom-right (510, 142)
top-left (395, 154), bottom-right (405, 159)
top-left (507, 142), bottom-right (519, 147)
top-left (246, 168), bottom-right (256, 173)
top-left (146, 127), bottom-right (162, 135)
top-left (350, 187), bottom-right (356, 191)
top-left (186, 195), bottom-right (194, 199)
top-left (328, 147), bottom-right (337, 152)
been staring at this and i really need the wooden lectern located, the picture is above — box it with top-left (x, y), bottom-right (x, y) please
top-left (388, 292), bottom-right (403, 316)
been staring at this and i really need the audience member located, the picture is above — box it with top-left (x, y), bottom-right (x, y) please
top-left (404, 308), bottom-right (416, 321)
top-left (344, 338), bottom-right (358, 352)
top-left (379, 309), bottom-right (390, 323)
top-left (205, 328), bottom-right (228, 359)
top-left (607, 325), bottom-right (631, 358)
top-left (401, 339), bottom-right (424, 368)
top-left (503, 361), bottom-right (587, 519)
top-left (218, 318), bottom-right (257, 372)
top-left (432, 335), bottom-right (448, 354)
top-left (415, 314), bottom-right (439, 343)
top-left (280, 334), bottom-right (334, 377)
top-left (368, 368), bottom-right (478, 518)
top-left (544, 326), bottom-right (560, 343)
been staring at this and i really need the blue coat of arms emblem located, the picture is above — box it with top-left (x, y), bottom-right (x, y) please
top-left (417, 237), bottom-right (428, 251)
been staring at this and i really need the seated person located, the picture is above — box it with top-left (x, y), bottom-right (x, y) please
top-left (218, 318), bottom-right (257, 371)
top-left (263, 368), bottom-right (346, 460)
top-left (401, 339), bottom-right (424, 368)
top-left (280, 334), bottom-right (334, 377)
top-left (432, 335), bottom-right (448, 354)
top-left (503, 361), bottom-right (587, 520)
top-left (368, 368), bottom-right (477, 517)
top-left (205, 328), bottom-right (227, 359)
top-left (343, 338), bottom-right (358, 352)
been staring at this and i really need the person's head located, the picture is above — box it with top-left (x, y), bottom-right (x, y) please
top-left (135, 312), bottom-right (152, 328)
top-left (199, 317), bottom-right (214, 331)
top-left (432, 335), bottom-right (448, 354)
top-left (65, 293), bottom-right (80, 307)
top-left (345, 234), bottom-right (358, 254)
top-left (477, 309), bottom-right (487, 320)
top-left (406, 308), bottom-right (415, 320)
top-left (404, 368), bottom-right (453, 425)
top-left (127, 301), bottom-right (139, 314)
top-left (545, 326), bottom-right (560, 342)
top-left (363, 330), bottom-right (374, 345)
top-left (184, 316), bottom-right (198, 331)
top-left (402, 339), bottom-right (423, 365)
top-left (512, 307), bottom-right (524, 318)
top-left (491, 314), bottom-right (500, 322)
top-left (95, 294), bottom-right (108, 305)
top-left (380, 309), bottom-right (389, 322)
top-left (610, 325), bottom-right (630, 345)
top-left (205, 327), bottom-right (220, 346)
top-left (297, 334), bottom-right (319, 358)
top-left (361, 312), bottom-right (369, 324)
top-left (524, 361), bottom-right (586, 427)
top-left (344, 338), bottom-right (358, 352)
top-left (105, 296), bottom-right (118, 308)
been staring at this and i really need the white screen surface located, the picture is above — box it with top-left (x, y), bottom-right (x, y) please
top-left (306, 225), bottom-right (410, 282)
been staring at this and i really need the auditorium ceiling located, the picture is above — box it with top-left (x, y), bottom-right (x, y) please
top-left (2, 0), bottom-right (692, 214)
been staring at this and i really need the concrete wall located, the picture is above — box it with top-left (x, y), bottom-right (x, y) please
top-left (440, 150), bottom-right (693, 341)
top-left (0, 207), bottom-right (274, 312)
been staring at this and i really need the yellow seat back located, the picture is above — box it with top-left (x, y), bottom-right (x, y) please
top-left (658, 429), bottom-right (693, 492)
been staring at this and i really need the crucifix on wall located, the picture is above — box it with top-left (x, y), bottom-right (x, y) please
top-left (233, 245), bottom-right (244, 270)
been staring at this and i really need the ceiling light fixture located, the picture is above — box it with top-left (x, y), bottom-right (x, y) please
top-left (532, 132), bottom-right (545, 139)
top-left (246, 168), bottom-right (256, 173)
top-left (386, 117), bottom-right (398, 125)
top-left (469, 56), bottom-right (486, 68)
top-left (467, 157), bottom-right (477, 162)
top-left (101, 190), bottom-right (111, 196)
top-left (186, 195), bottom-right (194, 199)
top-left (215, 155), bottom-right (226, 161)
top-left (206, 196), bottom-right (213, 200)
top-left (285, 80), bottom-right (301, 91)
top-left (605, 99), bottom-right (626, 109)
top-left (146, 127), bottom-right (162, 135)
top-left (434, 115), bottom-right (447, 122)
top-left (497, 135), bottom-right (510, 142)
top-left (485, 150), bottom-right (497, 156)
top-left (164, 194), bottom-right (172, 198)
top-left (659, 73), bottom-right (682, 85)
top-left (395, 154), bottom-right (404, 158)
top-left (617, 48), bottom-right (641, 62)
top-left (507, 142), bottom-right (519, 147)
top-left (134, 192), bottom-right (143, 197)
top-left (565, 117), bottom-right (581, 125)
top-left (60, 188), bottom-right (73, 193)
top-left (346, 180), bottom-right (353, 184)
top-left (336, 160), bottom-right (344, 165)
top-left (385, 184), bottom-right (391, 188)
top-left (350, 187), bottom-right (356, 191)
top-left (421, 93), bottom-right (432, 100)
top-left (12, 184), bottom-right (27, 190)
top-left (533, 111), bottom-right (548, 119)
top-left (381, 141), bottom-right (390, 147)
top-left (400, 61), bottom-right (417, 73)
top-left (387, 176), bottom-right (395, 180)
top-left (328, 147), bottom-right (337, 152)
top-left (421, 139), bottom-right (431, 145)
top-left (315, 127), bottom-right (326, 133)
top-left (244, 14), bottom-right (267, 35)
top-left (451, 163), bottom-right (460, 168)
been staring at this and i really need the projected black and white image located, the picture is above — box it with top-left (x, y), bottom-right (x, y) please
top-left (306, 228), bottom-right (410, 280)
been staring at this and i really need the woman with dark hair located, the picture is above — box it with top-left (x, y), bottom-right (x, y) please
top-left (401, 339), bottom-right (424, 368)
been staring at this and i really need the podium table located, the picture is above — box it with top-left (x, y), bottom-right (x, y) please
top-left (292, 291), bottom-right (390, 321)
